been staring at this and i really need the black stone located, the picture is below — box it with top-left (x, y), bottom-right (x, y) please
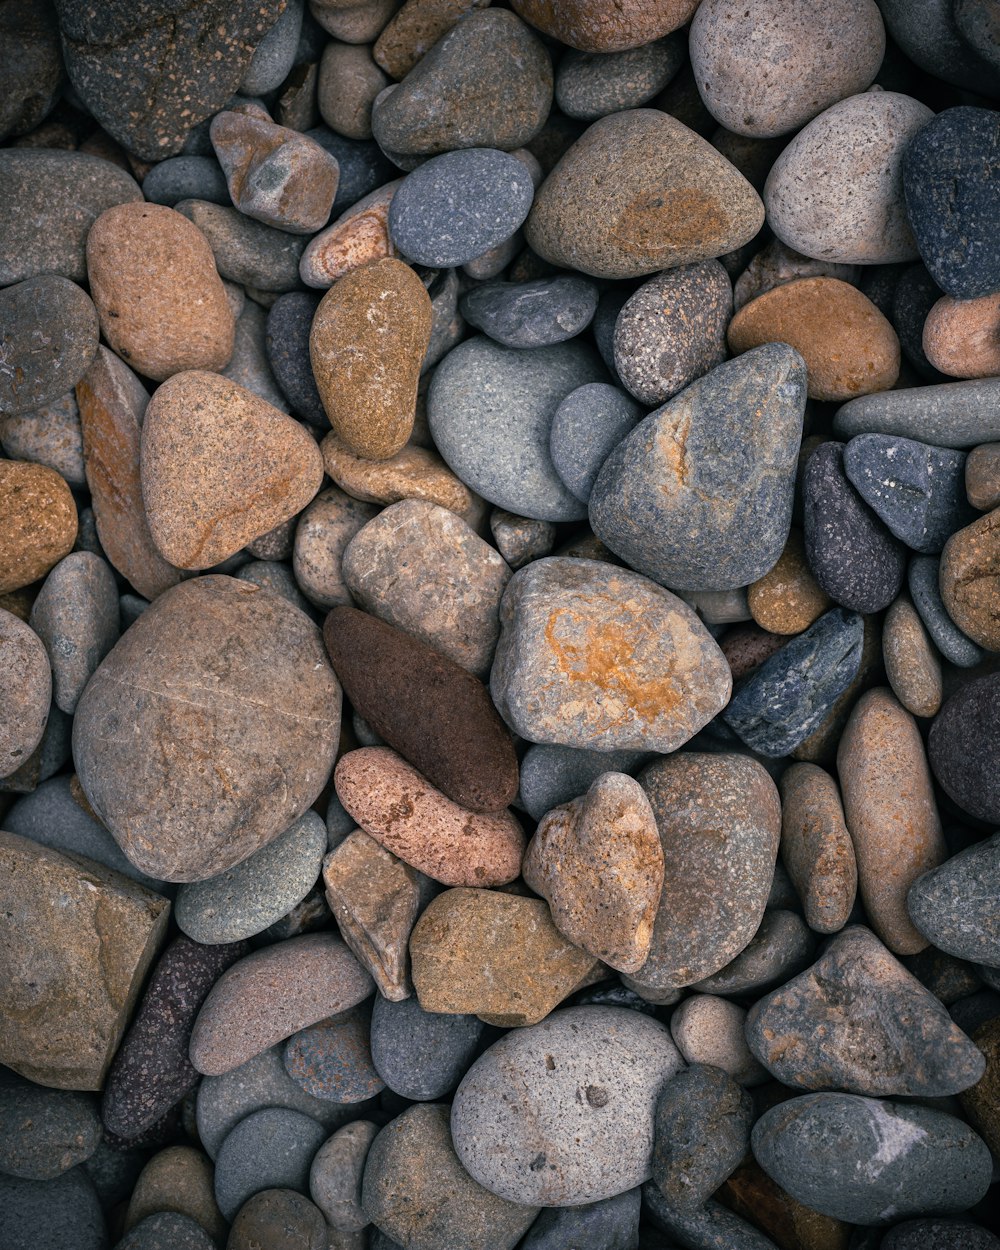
top-left (929, 674), bottom-right (1000, 824)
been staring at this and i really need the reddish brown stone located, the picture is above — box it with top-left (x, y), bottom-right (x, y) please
top-left (374, 0), bottom-right (490, 78)
top-left (300, 182), bottom-right (401, 288)
top-left (720, 623), bottom-right (787, 681)
top-left (960, 1019), bottom-right (1000, 1160)
top-left (939, 507), bottom-right (1000, 651)
top-left (0, 460), bottom-right (77, 594)
top-left (966, 443), bottom-right (1000, 512)
top-left (511, 0), bottom-right (698, 51)
top-left (779, 763), bottom-right (856, 935)
top-left (719, 1159), bottom-right (850, 1250)
top-left (923, 293), bottom-right (1000, 379)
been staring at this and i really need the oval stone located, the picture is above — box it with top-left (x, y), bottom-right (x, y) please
top-left (939, 509), bottom-right (1000, 651)
top-left (369, 995), bottom-right (484, 1102)
top-left (908, 833), bottom-right (1000, 969)
top-left (0, 609), bottom-right (50, 779)
top-left (928, 674), bottom-right (1000, 824)
top-left (0, 276), bottom-right (99, 416)
top-left (214, 1107), bottom-right (328, 1221)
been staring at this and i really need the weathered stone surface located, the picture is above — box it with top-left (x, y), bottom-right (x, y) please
top-left (644, 1187), bottom-right (785, 1250)
top-left (734, 237), bottom-right (860, 310)
top-left (939, 508), bottom-right (1000, 651)
top-left (0, 830), bottom-right (169, 1090)
top-left (0, 276), bottom-right (99, 417)
top-left (0, 1168), bottom-right (107, 1250)
top-left (0, 461), bottom-right (78, 596)
top-left (908, 554), bottom-right (984, 668)
top-left (0, 1068), bottom-right (100, 1181)
top-left (908, 833), bottom-right (1000, 969)
top-left (300, 180), bottom-right (401, 287)
top-left (292, 487), bottom-right (378, 610)
top-left (73, 576), bottom-right (341, 883)
top-left (882, 1218), bottom-right (1000, 1250)
top-left (511, 0), bottom-right (697, 52)
top-left (0, 0), bottom-right (62, 144)
top-left (779, 762), bottom-right (856, 934)
top-left (924, 292), bottom-right (1000, 379)
top-left (460, 276), bottom-right (598, 350)
top-left (0, 389), bottom-right (85, 487)
top-left (370, 994), bottom-right (484, 1101)
top-left (748, 528), bottom-right (831, 636)
top-left (284, 1004), bottom-right (384, 1103)
top-left (178, 197), bottom-right (308, 291)
top-left (549, 383), bottom-right (643, 505)
top-left (0, 609), bottom-right (49, 780)
top-left (928, 674), bottom-right (1000, 824)
top-left (310, 1119), bottom-right (378, 1232)
top-left (671, 995), bottom-right (767, 1086)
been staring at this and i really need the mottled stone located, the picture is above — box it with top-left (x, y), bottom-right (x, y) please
top-left (883, 595), bottom-right (942, 718)
top-left (0, 390), bottom-right (85, 486)
top-left (924, 293), bottom-right (1000, 379)
top-left (300, 180), bottom-right (400, 288)
top-left (908, 555), bottom-right (985, 668)
top-left (0, 1069), bottom-right (100, 1181)
top-left (511, 0), bottom-right (698, 55)
top-left (124, 1146), bottom-right (225, 1242)
top-left (310, 1120), bottom-right (378, 1232)
top-left (671, 995), bottom-right (767, 1086)
top-left (143, 154), bottom-right (230, 207)
top-left (284, 1004), bottom-right (384, 1102)
top-left (556, 36), bottom-right (682, 121)
top-left (370, 994), bottom-right (484, 1100)
top-left (228, 1189), bottom-right (327, 1250)
top-left (117, 1211), bottom-right (216, 1250)
top-left (0, 276), bottom-right (99, 416)
top-left (929, 675), bottom-right (1000, 824)
top-left (373, 0), bottom-right (488, 79)
top-left (219, 297), bottom-right (291, 413)
top-left (292, 487), bottom-right (376, 610)
top-left (0, 1168), bottom-right (106, 1250)
top-left (318, 40), bottom-right (388, 140)
top-left (522, 1191), bottom-right (641, 1250)
top-left (0, 609), bottom-right (49, 780)
top-left (939, 509), bottom-right (1000, 651)
top-left (691, 909), bottom-right (815, 997)
top-left (967, 443), bottom-right (1000, 511)
top-left (747, 529), bottom-right (831, 636)
top-left (549, 383), bottom-right (643, 505)
top-left (779, 763), bottom-right (857, 934)
top-left (834, 377), bottom-right (1000, 449)
top-left (265, 291), bottom-right (325, 423)
top-left (176, 198), bottom-right (307, 291)
top-left (882, 1219), bottom-right (1000, 1250)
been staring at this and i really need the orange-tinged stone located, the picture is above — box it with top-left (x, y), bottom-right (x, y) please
top-left (923, 292), bottom-right (1000, 379)
top-left (966, 443), bottom-right (1000, 512)
top-left (374, 0), bottom-right (490, 78)
top-left (939, 507), bottom-right (1000, 651)
top-left (0, 460), bottom-right (77, 594)
top-left (748, 528), bottom-right (831, 635)
top-left (300, 182), bottom-right (401, 288)
top-left (719, 1159), bottom-right (850, 1250)
top-left (779, 762), bottom-right (856, 935)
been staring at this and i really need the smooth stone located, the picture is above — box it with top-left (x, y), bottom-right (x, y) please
top-left (511, 0), bottom-right (697, 52)
top-left (116, 1211), bottom-right (216, 1250)
top-left (549, 383), bottom-right (643, 505)
top-left (837, 688), bottom-right (946, 954)
top-left (0, 1068), bottom-right (100, 1181)
top-left (903, 107), bottom-right (1000, 300)
top-left (613, 261), bottom-right (731, 406)
top-left (410, 887), bottom-right (598, 1026)
top-left (883, 595), bottom-right (943, 718)
top-left (525, 108), bottom-right (763, 280)
top-left (746, 925), bottom-right (986, 1097)
top-left (311, 0), bottom-right (399, 45)
top-left (371, 10), bottom-right (551, 156)
top-left (176, 199), bottom-right (307, 291)
top-left (236, 559), bottom-right (311, 612)
top-left (734, 238), bottom-right (860, 312)
top-left (636, 753), bottom-right (781, 989)
top-left (371, 0), bottom-right (488, 78)
top-left (0, 609), bottom-right (49, 779)
top-left (962, 1017), bottom-right (1000, 1160)
top-left (909, 833), bottom-right (1000, 969)
top-left (0, 1168), bottom-right (106, 1250)
top-left (0, 276), bottom-right (99, 416)
top-left (228, 1189), bottom-right (327, 1250)
top-left (690, 909), bottom-right (814, 997)
top-left (779, 763), bottom-right (857, 933)
top-left (318, 40), bottom-right (388, 141)
top-left (283, 1005), bottom-right (384, 1103)
top-left (0, 461), bottom-right (77, 595)
top-left (310, 1120), bottom-right (378, 1231)
top-left (690, 0), bottom-right (885, 138)
top-left (518, 743), bottom-right (651, 821)
top-left (142, 155), bottom-right (230, 207)
top-left (451, 1005), bottom-right (684, 1205)
top-left (0, 831), bottom-right (169, 1091)
top-left (0, 150), bottom-right (142, 285)
top-left (460, 276), bottom-right (598, 349)
top-left (670, 995), bottom-right (767, 1086)
top-left (747, 528), bottom-right (831, 636)
top-left (219, 298), bottom-right (290, 413)
top-left (429, 335), bottom-right (605, 522)
top-left (242, 0), bottom-right (303, 93)
top-left (0, 4), bottom-right (62, 145)
top-left (363, 1103), bottom-right (539, 1250)
top-left (803, 441), bottom-right (906, 612)
top-left (834, 378), bottom-right (1000, 449)
top-left (751, 1093), bottom-right (992, 1224)
top-left (214, 1107), bottom-right (327, 1221)
top-left (908, 555), bottom-right (985, 667)
top-left (882, 1219), bottom-right (1000, 1250)
top-left (491, 557), bottom-right (731, 752)
top-left (763, 92), bottom-right (932, 264)
top-left (880, 0), bottom-right (1000, 95)
top-left (652, 1063), bottom-right (752, 1210)
top-left (644, 1187), bottom-right (781, 1250)
top-left (924, 293), bottom-right (1000, 379)
top-left (929, 675), bottom-right (1000, 824)
top-left (101, 936), bottom-right (248, 1142)
top-left (370, 994), bottom-right (484, 1101)
top-left (555, 36), bottom-right (683, 120)
top-left (73, 576), bottom-right (340, 883)
top-left (265, 292), bottom-right (326, 424)
top-left (293, 487), bottom-right (378, 610)
top-left (299, 180), bottom-right (401, 288)
top-left (0, 389), bottom-right (86, 486)
top-left (521, 1190), bottom-right (641, 1250)
top-left (124, 1146), bottom-right (224, 1242)
top-left (490, 509), bottom-right (557, 569)
top-left (592, 343), bottom-right (805, 590)
top-left (940, 509), bottom-right (1000, 650)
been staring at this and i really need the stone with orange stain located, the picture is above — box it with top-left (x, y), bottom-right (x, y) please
top-left (748, 528), bottom-right (832, 636)
top-left (779, 763), bottom-right (856, 935)
top-left (511, 0), bottom-right (699, 52)
top-left (718, 1158), bottom-right (850, 1250)
top-left (0, 460), bottom-right (77, 595)
top-left (334, 746), bottom-right (524, 888)
top-left (923, 292), bottom-right (1000, 379)
top-left (489, 557), bottom-right (730, 753)
top-left (836, 687), bottom-right (946, 954)
top-left (300, 181), bottom-right (402, 288)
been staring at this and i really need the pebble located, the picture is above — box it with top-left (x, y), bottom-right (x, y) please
top-left (363, 1103), bottom-right (539, 1250)
top-left (691, 0), bottom-right (885, 138)
top-left (0, 390), bottom-right (85, 486)
top-left (124, 1146), bottom-right (225, 1242)
top-left (747, 528), bottom-right (831, 635)
top-left (909, 832), bottom-right (1000, 969)
top-left (236, 558), bottom-right (311, 612)
top-left (882, 1219), bottom-right (1000, 1250)
top-left (116, 1211), bottom-right (217, 1250)
top-left (691, 908), bottom-right (815, 996)
top-left (779, 763), bottom-right (857, 934)
top-left (265, 292), bottom-right (326, 423)
top-left (300, 180), bottom-right (401, 287)
top-left (729, 277), bottom-right (900, 401)
top-left (490, 509), bottom-right (557, 568)
top-left (310, 257), bottom-right (431, 458)
top-left (521, 1190), bottom-right (641, 1250)
top-left (284, 1004), bottom-right (384, 1102)
top-left (834, 376), bottom-right (1000, 449)
top-left (219, 297), bottom-right (291, 413)
top-left (242, 0), bottom-right (304, 93)
top-left (310, 1120), bottom-right (378, 1231)
top-left (319, 40), bottom-right (389, 140)
top-left (734, 238), bottom-right (861, 310)
top-left (74, 576), bottom-right (340, 882)
top-left (324, 606), bottom-right (518, 812)
top-left (0, 460), bottom-right (78, 596)
top-left (311, 0), bottom-right (398, 43)
top-left (525, 108), bottom-right (764, 279)
top-left (928, 674), bottom-right (1000, 824)
top-left (720, 623), bottom-right (788, 681)
top-left (176, 198), bottom-right (307, 291)
top-left (293, 487), bottom-right (378, 609)
top-left (0, 7), bottom-right (62, 144)
top-left (460, 276), bottom-right (598, 349)
top-left (370, 994), bottom-right (484, 1101)
top-left (0, 1068), bottom-right (100, 1180)
top-left (214, 1107), bottom-right (328, 1221)
top-left (883, 595), bottom-right (943, 717)
top-left (228, 1189), bottom-right (327, 1250)
top-left (962, 1017), bottom-right (1000, 1160)
top-left (0, 832), bottom-right (169, 1091)
top-left (939, 509), bottom-right (1000, 650)
top-left (451, 1005), bottom-right (683, 1204)
top-left (523, 771), bottom-right (664, 973)
top-left (142, 154), bottom-right (230, 207)
top-left (837, 688), bottom-right (947, 954)
top-left (0, 276), bottom-right (99, 417)
top-left (751, 1093), bottom-right (992, 1224)
top-left (0, 1168), bottom-right (106, 1250)
top-left (907, 555), bottom-right (985, 667)
top-left (590, 344), bottom-right (806, 590)
top-left (491, 557), bottom-right (731, 752)
top-left (880, 0), bottom-right (1000, 95)
top-left (613, 260), bottom-right (732, 406)
top-left (924, 292), bottom-right (1000, 379)
top-left (555, 36), bottom-right (683, 120)
top-left (518, 743), bottom-right (651, 821)
top-left (637, 752), bottom-right (781, 990)
top-left (371, 10), bottom-right (551, 156)
top-left (644, 1187), bottom-right (781, 1250)
top-left (903, 107), bottom-right (1000, 299)
top-left (549, 382), bottom-right (643, 504)
top-left (0, 609), bottom-right (50, 779)
top-left (342, 498), bottom-right (510, 674)
top-left (86, 203), bottom-right (234, 381)
top-left (722, 607), bottom-right (865, 757)
top-left (670, 995), bottom-right (768, 1086)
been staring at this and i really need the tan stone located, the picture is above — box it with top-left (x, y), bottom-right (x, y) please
top-left (0, 460), bottom-right (77, 594)
top-left (410, 887), bottom-right (598, 1026)
top-left (923, 293), bottom-right (1000, 379)
top-left (0, 830), bottom-right (169, 1090)
top-left (748, 528), bottom-right (831, 635)
top-left (883, 595), bottom-right (942, 718)
top-left (300, 182), bottom-right (401, 287)
top-left (141, 370), bottom-right (324, 570)
top-left (779, 762), bottom-right (857, 935)
top-left (939, 507), bottom-right (1000, 651)
top-left (374, 0), bottom-right (489, 78)
top-left (125, 1146), bottom-right (226, 1242)
top-left (960, 1019), bottom-right (1000, 1160)
top-left (966, 443), bottom-right (1000, 512)
top-left (86, 202), bottom-right (234, 382)
top-left (319, 40), bottom-right (390, 139)
top-left (728, 277), bottom-right (900, 401)
top-left (0, 609), bottom-right (50, 778)
top-left (293, 486), bottom-right (380, 609)
top-left (511, 0), bottom-right (698, 52)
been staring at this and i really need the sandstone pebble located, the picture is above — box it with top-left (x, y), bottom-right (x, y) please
top-left (779, 763), bottom-right (857, 934)
top-left (939, 508), bottom-right (1000, 651)
top-left (670, 995), bottom-right (767, 1086)
top-left (883, 594), bottom-right (943, 717)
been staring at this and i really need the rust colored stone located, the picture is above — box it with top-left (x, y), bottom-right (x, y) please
top-left (0, 460), bottom-right (77, 594)
top-left (923, 292), bottom-right (1000, 379)
top-left (720, 623), bottom-right (788, 681)
top-left (883, 595), bottom-right (942, 718)
top-left (511, 0), bottom-right (698, 52)
top-left (779, 762), bottom-right (857, 935)
top-left (374, 0), bottom-right (490, 78)
top-left (748, 528), bottom-right (832, 635)
top-left (939, 507), bottom-right (1000, 651)
top-left (719, 1158), bottom-right (850, 1250)
top-left (300, 181), bottom-right (401, 287)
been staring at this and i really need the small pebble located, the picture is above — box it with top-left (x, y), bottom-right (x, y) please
top-left (228, 1189), bottom-right (327, 1250)
top-left (834, 376), bottom-right (1000, 448)
top-left (0, 389), bottom-right (86, 487)
top-left (923, 292), bottom-right (1000, 379)
top-left (318, 40), bottom-right (389, 141)
top-left (177, 198), bottom-right (308, 291)
top-left (0, 609), bottom-right (50, 779)
top-left (549, 382), bottom-right (643, 505)
top-left (142, 155), bottom-right (230, 206)
top-left (266, 291), bottom-right (327, 423)
top-left (370, 994), bottom-right (484, 1101)
top-left (116, 1211), bottom-right (217, 1250)
top-left (489, 509), bottom-right (557, 569)
top-left (779, 762), bottom-right (857, 934)
top-left (214, 1107), bottom-right (328, 1221)
top-left (928, 674), bottom-right (1000, 824)
top-left (691, 908), bottom-right (815, 996)
top-left (521, 1190), bottom-right (641, 1250)
top-left (518, 742), bottom-right (651, 822)
top-left (300, 180), bottom-right (401, 288)
top-left (747, 528), bottom-right (831, 635)
top-left (555, 36), bottom-right (684, 120)
top-left (966, 442), bottom-right (1000, 510)
top-left (670, 995), bottom-right (768, 1086)
top-left (124, 1146), bottom-right (225, 1243)
top-left (939, 507), bottom-right (1000, 650)
top-left (460, 275), bottom-right (598, 349)
top-left (883, 594), bottom-right (943, 717)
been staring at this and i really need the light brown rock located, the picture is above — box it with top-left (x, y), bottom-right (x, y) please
top-left (966, 443), bottom-right (1000, 512)
top-left (310, 258), bottom-right (432, 459)
top-left (728, 277), bottom-right (900, 401)
top-left (410, 887), bottom-right (598, 1026)
top-left (883, 595), bottom-right (943, 718)
top-left (335, 746), bottom-right (525, 886)
top-left (748, 528), bottom-right (831, 635)
top-left (86, 202), bottom-right (235, 382)
top-left (310, 0), bottom-right (400, 42)
top-left (0, 830), bottom-right (169, 1090)
top-left (670, 994), bottom-right (767, 1085)
top-left (511, 0), bottom-right (699, 52)
top-left (939, 507), bottom-right (1000, 651)
top-left (523, 772), bottom-right (663, 973)
top-left (189, 932), bottom-right (374, 1076)
top-left (124, 1146), bottom-right (225, 1242)
top-left (319, 41), bottom-right (390, 139)
top-left (733, 239), bottom-right (860, 311)
top-left (923, 293), bottom-right (1000, 379)
top-left (300, 181), bottom-right (401, 287)
top-left (960, 1018), bottom-right (1000, 1161)
top-left (0, 460), bottom-right (77, 594)
top-left (293, 486), bottom-right (380, 609)
top-left (141, 370), bottom-right (324, 570)
top-left (836, 688), bottom-right (947, 954)
top-left (0, 608), bottom-right (50, 778)
top-left (779, 762), bottom-right (857, 935)
top-left (374, 0), bottom-right (489, 78)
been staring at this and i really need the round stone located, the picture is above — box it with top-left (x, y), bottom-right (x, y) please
top-left (124, 1145), bottom-right (225, 1243)
top-left (319, 40), bottom-right (389, 141)
top-left (0, 608), bottom-right (50, 780)
top-left (115, 1211), bottom-right (218, 1250)
top-left (0, 1067), bottom-right (100, 1180)
top-left (370, 994), bottom-right (484, 1102)
top-left (510, 0), bottom-right (700, 56)
top-left (293, 486), bottom-right (379, 611)
top-left (265, 291), bottom-right (326, 423)
top-left (939, 509), bottom-right (1000, 650)
top-left (142, 155), bottom-right (231, 207)
top-left (908, 832), bottom-right (1000, 969)
top-left (228, 1190), bottom-right (327, 1250)
top-left (549, 383), bottom-right (643, 505)
top-left (459, 276), bottom-right (599, 350)
top-left (0, 461), bottom-right (75, 595)
top-left (214, 1107), bottom-right (328, 1221)
top-left (521, 1190), bottom-right (641, 1250)
top-left (928, 674), bottom-right (1000, 824)
top-left (747, 528), bottom-right (831, 635)
top-left (0, 276), bottom-right (99, 416)
top-left (924, 293), bottom-right (1000, 378)
top-left (177, 198), bottom-right (307, 292)
top-left (670, 995), bottom-right (767, 1086)
top-left (310, 1120), bottom-right (378, 1232)
top-left (691, 909), bottom-right (815, 997)
top-left (0, 389), bottom-right (85, 487)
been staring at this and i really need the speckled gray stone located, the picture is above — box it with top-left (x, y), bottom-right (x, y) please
top-left (220, 298), bottom-right (291, 413)
top-left (929, 674), bottom-right (1000, 825)
top-left (908, 555), bottom-right (984, 666)
top-left (881, 1217), bottom-right (1000, 1250)
top-left (459, 276), bottom-right (598, 349)
top-left (240, 0), bottom-right (302, 94)
top-left (0, 276), bottom-right (99, 416)
top-left (429, 335), bottom-right (606, 522)
top-left (518, 743), bottom-right (651, 821)
top-left (555, 36), bottom-right (684, 121)
top-left (308, 127), bottom-right (397, 215)
top-left (175, 199), bottom-right (307, 292)
top-left (116, 1211), bottom-right (217, 1250)
top-left (489, 510), bottom-right (557, 570)
top-left (0, 1068), bottom-right (100, 1181)
top-left (549, 383), bottom-right (643, 505)
top-left (236, 559), bottom-right (311, 612)
top-left (389, 149), bottom-right (535, 268)
top-left (590, 343), bottom-right (807, 591)
top-left (143, 156), bottom-right (230, 207)
top-left (521, 1189), bottom-right (641, 1249)
top-left (691, 909), bottom-right (814, 996)
top-left (908, 832), bottom-right (1000, 968)
top-left (309, 1120), bottom-right (378, 1233)
top-left (644, 1188), bottom-right (781, 1250)
top-left (214, 1106), bottom-right (328, 1221)
top-left (833, 378), bottom-right (1000, 449)
top-left (283, 1004), bottom-right (384, 1104)
top-left (0, 1167), bottom-right (106, 1250)
top-left (0, 390), bottom-right (86, 486)
top-left (370, 994), bottom-right (484, 1102)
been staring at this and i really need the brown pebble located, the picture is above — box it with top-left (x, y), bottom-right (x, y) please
top-left (510, 0), bottom-right (699, 52)
top-left (125, 1146), bottom-right (225, 1242)
top-left (335, 745), bottom-right (525, 886)
top-left (311, 0), bottom-right (400, 42)
top-left (960, 1019), bottom-right (1000, 1161)
top-left (0, 460), bottom-right (77, 594)
top-left (923, 292), bottom-right (1000, 379)
top-left (227, 1189), bottom-right (328, 1250)
top-left (779, 762), bottom-right (857, 935)
top-left (141, 370), bottom-right (324, 569)
top-left (966, 442), bottom-right (1000, 512)
top-left (836, 688), bottom-right (946, 955)
top-left (310, 258), bottom-right (432, 460)
top-left (719, 623), bottom-right (788, 681)
top-left (728, 277), bottom-right (900, 401)
top-left (733, 239), bottom-right (860, 310)
top-left (86, 202), bottom-right (235, 382)
top-left (939, 507), bottom-right (1000, 651)
top-left (883, 595), bottom-right (942, 718)
top-left (0, 609), bottom-right (50, 779)
top-left (374, 0), bottom-right (488, 79)
top-left (293, 486), bottom-right (380, 609)
top-left (319, 41), bottom-right (390, 139)
top-left (748, 528), bottom-right (831, 635)
top-left (300, 181), bottom-right (401, 288)
top-left (720, 1158), bottom-right (851, 1250)
top-left (410, 887), bottom-right (598, 1026)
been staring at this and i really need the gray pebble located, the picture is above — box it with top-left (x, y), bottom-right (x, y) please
top-left (692, 909), bottom-right (814, 996)
top-left (908, 832), bottom-right (1000, 969)
top-left (370, 994), bottom-right (484, 1101)
top-left (220, 299), bottom-right (292, 413)
top-left (240, 0), bottom-right (303, 95)
top-left (556, 37), bottom-right (684, 121)
top-left (142, 156), bottom-right (230, 207)
top-left (833, 377), bottom-right (1000, 449)
top-left (326, 791), bottom-right (356, 845)
top-left (521, 1188), bottom-right (641, 1249)
top-left (644, 1187), bottom-right (780, 1250)
top-left (0, 389), bottom-right (86, 486)
top-left (459, 276), bottom-right (598, 349)
top-left (0, 1167), bottom-right (107, 1250)
top-left (119, 594), bottom-right (150, 629)
top-left (309, 1120), bottom-right (378, 1232)
top-left (175, 199), bottom-right (307, 292)
top-left (0, 276), bottom-right (99, 416)
top-left (518, 743), bottom-right (652, 821)
top-left (214, 1106), bottom-right (328, 1221)
top-left (307, 127), bottom-right (397, 215)
top-left (489, 510), bottom-right (557, 570)
top-left (236, 559), bottom-right (311, 613)
top-left (0, 1068), bottom-right (101, 1181)
top-left (908, 556), bottom-right (984, 666)
top-left (114, 1211), bottom-right (216, 1250)
top-left (881, 1218), bottom-right (1000, 1250)
top-left (550, 382), bottom-right (644, 504)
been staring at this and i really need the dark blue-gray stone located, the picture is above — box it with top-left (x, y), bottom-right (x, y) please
top-left (890, 263), bottom-right (948, 383)
top-left (459, 276), bottom-right (598, 349)
top-left (907, 555), bottom-right (984, 666)
top-left (569, 979), bottom-right (658, 1016)
top-left (239, 0), bottom-right (302, 95)
top-left (428, 334), bottom-right (605, 521)
top-left (389, 148), bottom-right (535, 267)
top-left (81, 1138), bottom-right (147, 1211)
top-left (802, 441), bottom-right (906, 612)
top-left (369, 994), bottom-right (484, 1102)
top-left (0, 1069), bottom-right (101, 1181)
top-left (518, 743), bottom-right (652, 821)
top-left (751, 1092), bottom-right (993, 1224)
top-left (843, 433), bottom-right (974, 553)
top-left (652, 1064), bottom-right (752, 1211)
top-left (220, 299), bottom-right (291, 413)
top-left (590, 343), bottom-right (806, 592)
top-left (522, 1189), bottom-right (640, 1249)
top-left (214, 1106), bottom-right (328, 1221)
top-left (643, 1187), bottom-right (779, 1250)
top-left (549, 383), bottom-right (644, 504)
top-left (882, 1218), bottom-right (1000, 1250)
top-left (142, 156), bottom-right (230, 207)
top-left (592, 288), bottom-right (629, 383)
top-left (114, 1211), bottom-right (216, 1250)
top-left (307, 128), bottom-right (396, 214)
top-left (0, 275), bottom-right (99, 416)
top-left (29, 552), bottom-right (118, 712)
top-left (0, 1167), bottom-right (107, 1250)
top-left (950, 989), bottom-right (1000, 1036)
top-left (928, 674), bottom-right (1000, 824)
top-left (265, 291), bottom-right (327, 425)
top-left (691, 909), bottom-right (814, 996)
top-left (833, 377), bottom-right (1000, 449)
top-left (909, 833), bottom-right (1000, 969)
top-left (903, 107), bottom-right (1000, 298)
top-left (722, 608), bottom-right (864, 757)
top-left (555, 35), bottom-right (684, 121)
top-left (880, 0), bottom-right (1000, 96)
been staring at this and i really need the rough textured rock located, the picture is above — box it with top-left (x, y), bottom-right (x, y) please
top-left (779, 762), bottom-right (857, 934)
top-left (967, 443), bottom-right (1000, 511)
top-left (178, 197), bottom-right (308, 291)
top-left (116, 1210), bottom-right (218, 1250)
top-left (908, 555), bottom-right (985, 668)
top-left (908, 833), bottom-right (1000, 969)
top-left (510, 1), bottom-right (700, 55)
top-left (556, 35), bottom-right (683, 120)
top-left (283, 1004), bottom-right (384, 1103)
top-left (300, 180), bottom-right (401, 287)
top-left (928, 674), bottom-right (1000, 824)
top-left (748, 528), bottom-right (831, 636)
top-left (883, 595), bottom-right (942, 718)
top-left (318, 40), bottom-right (388, 140)
top-left (0, 461), bottom-right (78, 596)
top-left (0, 1068), bottom-right (100, 1181)
top-left (939, 509), bottom-right (1000, 651)
top-left (0, 276), bottom-right (99, 416)
top-left (293, 486), bottom-right (378, 610)
top-left (644, 1187), bottom-right (783, 1250)
top-left (961, 1017), bottom-right (1000, 1161)
top-left (0, 389), bottom-right (85, 487)
top-left (882, 1219), bottom-right (1000, 1250)
top-left (0, 609), bottom-right (50, 779)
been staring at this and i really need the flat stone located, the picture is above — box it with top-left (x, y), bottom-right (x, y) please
top-left (779, 762), bottom-right (857, 934)
top-left (834, 377), bottom-right (1000, 449)
top-left (525, 108), bottom-right (763, 279)
top-left (939, 509), bottom-right (1000, 650)
top-left (549, 383), bottom-right (643, 505)
top-left (670, 995), bottom-right (767, 1086)
top-left (929, 674), bottom-right (1000, 824)
top-left (214, 1107), bottom-right (328, 1221)
top-left (228, 1189), bottom-right (327, 1250)
top-left (883, 595), bottom-right (943, 718)
top-left (690, 909), bottom-right (815, 997)
top-left (310, 1120), bottom-right (378, 1232)
top-left (491, 557), bottom-right (731, 752)
top-left (0, 276), bottom-right (99, 416)
top-left (967, 443), bottom-right (1000, 511)
top-left (556, 35), bottom-right (683, 120)
top-left (176, 198), bottom-right (307, 291)
top-left (124, 1145), bottom-right (225, 1243)
top-left (908, 832), bottom-right (1000, 968)
top-left (0, 1169), bottom-right (106, 1250)
top-left (370, 994), bottom-right (484, 1101)
top-left (283, 1004), bottom-right (384, 1103)
top-left (0, 609), bottom-right (49, 780)
top-left (0, 1068), bottom-right (100, 1181)
top-left (460, 276), bottom-right (598, 350)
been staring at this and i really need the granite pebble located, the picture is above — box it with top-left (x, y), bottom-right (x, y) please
top-left (370, 994), bottom-right (484, 1101)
